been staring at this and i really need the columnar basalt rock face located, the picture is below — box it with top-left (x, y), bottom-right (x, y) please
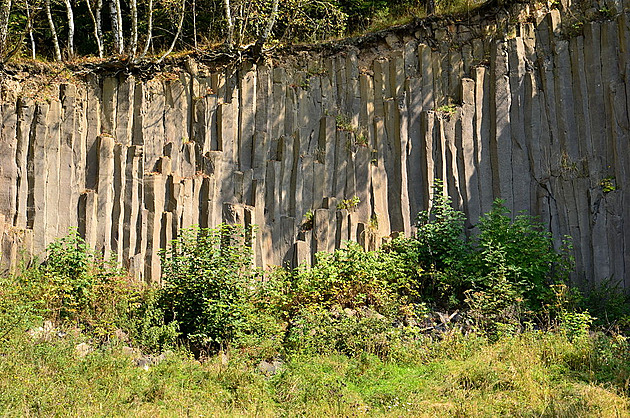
top-left (1, 3), bottom-right (630, 288)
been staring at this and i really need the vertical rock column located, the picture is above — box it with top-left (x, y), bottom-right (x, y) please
top-left (144, 173), bottom-right (166, 283)
top-left (96, 135), bottom-right (115, 257)
top-left (0, 103), bottom-right (18, 227)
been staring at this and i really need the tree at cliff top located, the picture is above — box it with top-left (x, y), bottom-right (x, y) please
top-left (0, 0), bottom-right (474, 62)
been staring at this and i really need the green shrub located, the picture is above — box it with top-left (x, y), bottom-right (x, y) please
top-left (381, 180), bottom-right (471, 306)
top-left (579, 277), bottom-right (630, 327)
top-left (124, 289), bottom-right (180, 353)
top-left (384, 181), bottom-right (574, 334)
top-left (0, 230), bottom-right (147, 341)
top-left (272, 242), bottom-right (414, 355)
top-left (277, 242), bottom-right (426, 358)
top-left (159, 225), bottom-right (284, 355)
top-left (414, 180), bottom-right (469, 273)
top-left (474, 200), bottom-right (573, 310)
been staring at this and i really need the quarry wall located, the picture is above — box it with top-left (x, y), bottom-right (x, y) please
top-left (1, 0), bottom-right (629, 287)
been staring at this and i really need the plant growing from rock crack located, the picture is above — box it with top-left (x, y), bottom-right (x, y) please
top-left (600, 176), bottom-right (616, 193)
top-left (337, 196), bottom-right (360, 211)
top-left (301, 210), bottom-right (314, 231)
top-left (335, 114), bottom-right (356, 132)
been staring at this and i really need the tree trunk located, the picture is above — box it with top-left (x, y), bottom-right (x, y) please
top-left (63, 0), bottom-right (75, 58)
top-left (109, 1), bottom-right (119, 53)
top-left (110, 0), bottom-right (124, 54)
top-left (0, 0), bottom-right (12, 58)
top-left (223, 0), bottom-right (233, 49)
top-left (156, 0), bottom-right (184, 63)
top-left (261, 0), bottom-right (278, 44)
top-left (192, 0), bottom-right (197, 49)
top-left (140, 0), bottom-right (153, 57)
top-left (115, 0), bottom-right (123, 54)
top-left (45, 0), bottom-right (62, 61)
top-left (96, 0), bottom-right (103, 56)
top-left (252, 0), bottom-right (278, 59)
top-left (86, 0), bottom-right (104, 58)
top-left (26, 0), bottom-right (36, 59)
top-left (130, 0), bottom-right (137, 57)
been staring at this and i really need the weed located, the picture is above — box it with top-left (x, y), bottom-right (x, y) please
top-left (335, 114), bottom-right (356, 132)
top-left (302, 210), bottom-right (315, 231)
top-left (291, 78), bottom-right (310, 90)
top-left (435, 104), bottom-right (457, 114)
top-left (337, 196), bottom-right (361, 211)
top-left (314, 146), bottom-right (326, 162)
top-left (159, 225), bottom-right (283, 355)
top-left (368, 213), bottom-right (379, 231)
top-left (370, 148), bottom-right (378, 166)
top-left (579, 277), bottom-right (630, 327)
top-left (307, 66), bottom-right (328, 77)
top-left (600, 176), bottom-right (616, 193)
top-left (598, 7), bottom-right (615, 19)
top-left (354, 131), bottom-right (368, 147)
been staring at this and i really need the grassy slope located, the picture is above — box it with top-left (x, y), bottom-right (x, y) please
top-left (1, 331), bottom-right (627, 417)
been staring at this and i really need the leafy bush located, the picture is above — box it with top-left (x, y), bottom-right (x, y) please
top-left (158, 225), bottom-right (284, 355)
top-left (475, 200), bottom-right (573, 308)
top-left (382, 181), bottom-right (574, 335)
top-left (277, 242), bottom-right (426, 358)
top-left (0, 182), bottom-right (580, 360)
top-left (124, 289), bottom-right (180, 352)
top-left (579, 277), bottom-right (630, 327)
top-left (273, 0), bottom-right (349, 42)
top-left (0, 230), bottom-right (145, 340)
top-left (0, 230), bottom-right (178, 351)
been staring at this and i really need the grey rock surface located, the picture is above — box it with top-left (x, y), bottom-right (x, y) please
top-left (1, 4), bottom-right (629, 288)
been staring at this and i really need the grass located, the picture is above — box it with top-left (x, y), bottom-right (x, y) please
top-left (1, 329), bottom-right (628, 416)
top-left (1, 225), bottom-right (628, 416)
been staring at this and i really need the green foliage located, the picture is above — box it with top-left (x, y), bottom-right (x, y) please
top-left (276, 0), bottom-right (348, 42)
top-left (337, 195), bottom-right (361, 211)
top-left (579, 278), bottom-right (630, 327)
top-left (414, 180), bottom-right (469, 275)
top-left (559, 310), bottom-right (593, 341)
top-left (159, 225), bottom-right (253, 347)
top-left (0, 272), bottom-right (44, 340)
top-left (354, 131), bottom-right (368, 146)
top-left (42, 230), bottom-right (99, 321)
top-left (475, 200), bottom-right (572, 310)
top-left (381, 180), bottom-right (470, 305)
top-left (600, 176), bottom-right (617, 193)
top-left (124, 290), bottom-right (180, 352)
top-left (2, 0), bottom-right (493, 62)
top-left (278, 242), bottom-right (424, 358)
top-left (335, 114), bottom-right (356, 132)
top-left (382, 180), bottom-right (574, 336)
top-left (0, 231), bottom-right (177, 351)
top-left (159, 225), bottom-right (284, 354)
top-left (286, 243), bottom-right (399, 312)
top-left (301, 209), bottom-right (314, 231)
top-left (435, 103), bottom-right (457, 113)
top-left (1, 330), bottom-right (629, 415)
top-left (1, 202), bottom-right (629, 416)
top-left (0, 230), bottom-right (143, 339)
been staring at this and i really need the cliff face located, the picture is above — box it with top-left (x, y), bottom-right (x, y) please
top-left (1, 1), bottom-right (629, 287)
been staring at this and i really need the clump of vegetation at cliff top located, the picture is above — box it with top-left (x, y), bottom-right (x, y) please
top-left (1, 180), bottom-right (629, 415)
top-left (0, 0), bottom-right (488, 64)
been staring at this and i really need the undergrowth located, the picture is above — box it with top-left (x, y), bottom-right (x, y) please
top-left (0, 181), bottom-right (629, 415)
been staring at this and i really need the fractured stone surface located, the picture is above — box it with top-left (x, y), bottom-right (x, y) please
top-left (1, 7), bottom-right (629, 287)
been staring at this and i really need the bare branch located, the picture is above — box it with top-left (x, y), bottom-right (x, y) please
top-left (156, 0), bottom-right (185, 63)
top-left (140, 0), bottom-right (153, 58)
top-left (45, 0), bottom-right (62, 61)
top-left (85, 0), bottom-right (104, 58)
